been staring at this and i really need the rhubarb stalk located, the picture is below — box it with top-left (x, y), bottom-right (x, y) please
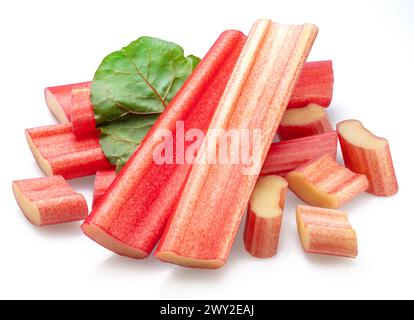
top-left (45, 82), bottom-right (89, 123)
top-left (25, 123), bottom-right (113, 179)
top-left (296, 205), bottom-right (358, 258)
top-left (71, 83), bottom-right (97, 137)
top-left (81, 30), bottom-right (248, 259)
top-left (12, 176), bottom-right (88, 226)
top-left (92, 169), bottom-right (116, 208)
top-left (337, 120), bottom-right (398, 196)
top-left (286, 155), bottom-right (369, 209)
top-left (244, 175), bottom-right (288, 258)
top-left (277, 103), bottom-right (333, 140)
top-left (156, 20), bottom-right (318, 268)
top-left (288, 60), bottom-right (333, 108)
top-left (261, 131), bottom-right (338, 176)
top-left (43, 60), bottom-right (331, 124)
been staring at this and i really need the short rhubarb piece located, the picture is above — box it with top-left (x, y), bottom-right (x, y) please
top-left (286, 155), bottom-right (369, 209)
top-left (25, 123), bottom-right (113, 179)
top-left (288, 60), bottom-right (333, 108)
top-left (12, 176), bottom-right (88, 226)
top-left (81, 30), bottom-right (248, 259)
top-left (244, 175), bottom-right (288, 258)
top-left (71, 83), bottom-right (97, 137)
top-left (156, 20), bottom-right (318, 268)
top-left (277, 103), bottom-right (333, 140)
top-left (296, 205), bottom-right (358, 258)
top-left (45, 82), bottom-right (90, 123)
top-left (261, 131), bottom-right (338, 176)
top-left (337, 120), bottom-right (398, 196)
top-left (92, 170), bottom-right (116, 208)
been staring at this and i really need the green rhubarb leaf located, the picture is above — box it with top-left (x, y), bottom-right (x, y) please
top-left (92, 36), bottom-right (200, 170)
top-left (91, 36), bottom-right (201, 125)
top-left (99, 114), bottom-right (159, 171)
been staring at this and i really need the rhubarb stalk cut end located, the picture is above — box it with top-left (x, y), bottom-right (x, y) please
top-left (25, 130), bottom-right (54, 176)
top-left (278, 103), bottom-right (333, 141)
top-left (338, 120), bottom-right (387, 150)
top-left (81, 223), bottom-right (149, 259)
top-left (155, 252), bottom-right (225, 269)
top-left (250, 175), bottom-right (287, 219)
top-left (45, 88), bottom-right (70, 123)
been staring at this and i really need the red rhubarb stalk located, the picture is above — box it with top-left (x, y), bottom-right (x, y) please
top-left (71, 83), bottom-right (97, 137)
top-left (45, 82), bottom-right (89, 123)
top-left (286, 155), bottom-right (369, 209)
top-left (92, 169), bottom-right (116, 208)
top-left (156, 20), bottom-right (318, 269)
top-left (296, 205), bottom-right (358, 258)
top-left (244, 175), bottom-right (288, 258)
top-left (81, 30), bottom-right (248, 259)
top-left (44, 60), bottom-right (331, 124)
top-left (12, 176), bottom-right (88, 226)
top-left (25, 123), bottom-right (113, 179)
top-left (277, 103), bottom-right (333, 140)
top-left (337, 120), bottom-right (398, 196)
top-left (288, 60), bottom-right (333, 108)
top-left (261, 131), bottom-right (338, 176)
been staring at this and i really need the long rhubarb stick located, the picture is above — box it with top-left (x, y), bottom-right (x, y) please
top-left (337, 120), bottom-right (398, 196)
top-left (43, 60), bottom-right (331, 123)
top-left (156, 20), bottom-right (318, 269)
top-left (244, 175), bottom-right (288, 258)
top-left (25, 123), bottom-right (113, 179)
top-left (45, 82), bottom-right (89, 123)
top-left (288, 60), bottom-right (333, 108)
top-left (81, 30), bottom-right (248, 258)
top-left (12, 176), bottom-right (88, 226)
top-left (286, 155), bottom-right (369, 209)
top-left (71, 83), bottom-right (97, 137)
top-left (296, 205), bottom-right (358, 258)
top-left (261, 131), bottom-right (337, 176)
top-left (92, 169), bottom-right (116, 208)
top-left (277, 103), bottom-right (333, 140)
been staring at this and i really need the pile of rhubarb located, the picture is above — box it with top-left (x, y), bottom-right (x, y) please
top-left (13, 19), bottom-right (398, 269)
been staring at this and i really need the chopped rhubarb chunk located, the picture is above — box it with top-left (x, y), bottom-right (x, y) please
top-left (25, 123), bottom-right (113, 179)
top-left (296, 205), bottom-right (358, 258)
top-left (244, 175), bottom-right (288, 258)
top-left (286, 155), bottom-right (369, 208)
top-left (12, 176), bottom-right (88, 226)
top-left (337, 120), bottom-right (398, 196)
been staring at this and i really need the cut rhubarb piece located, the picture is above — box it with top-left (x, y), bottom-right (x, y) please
top-left (244, 175), bottom-right (288, 258)
top-left (92, 169), bottom-right (116, 208)
top-left (277, 103), bottom-right (333, 140)
top-left (337, 120), bottom-right (398, 196)
top-left (261, 131), bottom-right (337, 176)
top-left (288, 60), bottom-right (333, 108)
top-left (156, 20), bottom-right (318, 268)
top-left (296, 205), bottom-right (358, 258)
top-left (286, 154), bottom-right (368, 209)
top-left (25, 123), bottom-right (113, 179)
top-left (45, 82), bottom-right (90, 123)
top-left (12, 176), bottom-right (88, 226)
top-left (71, 83), bottom-right (97, 137)
top-left (81, 30), bottom-right (248, 259)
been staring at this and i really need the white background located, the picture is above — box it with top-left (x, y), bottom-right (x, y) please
top-left (0, 0), bottom-right (413, 300)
